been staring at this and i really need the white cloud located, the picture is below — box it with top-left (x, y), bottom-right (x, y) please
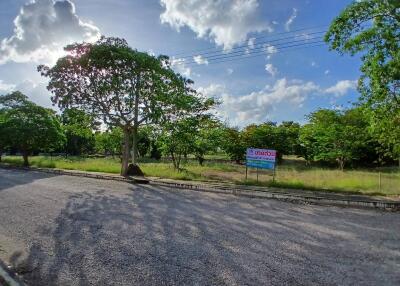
top-left (325, 80), bottom-right (357, 96)
top-left (170, 57), bottom-right (192, 77)
top-left (247, 37), bottom-right (256, 49)
top-left (0, 0), bottom-right (101, 65)
top-left (226, 68), bottom-right (234, 75)
top-left (0, 80), bottom-right (16, 94)
top-left (0, 79), bottom-right (53, 107)
top-left (311, 61), bottom-right (317, 67)
top-left (285, 8), bottom-right (297, 31)
top-left (245, 37), bottom-right (256, 54)
top-left (160, 0), bottom-right (272, 50)
top-left (263, 44), bottom-right (278, 59)
top-left (193, 55), bottom-right (208, 65)
top-left (200, 78), bottom-right (319, 125)
top-left (324, 69), bottom-right (330, 75)
top-left (199, 78), bottom-right (358, 125)
top-left (265, 63), bottom-right (278, 77)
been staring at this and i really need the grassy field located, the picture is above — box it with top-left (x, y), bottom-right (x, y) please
top-left (2, 155), bottom-right (399, 196)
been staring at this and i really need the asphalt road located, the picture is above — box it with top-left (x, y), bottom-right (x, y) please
top-left (0, 168), bottom-right (399, 286)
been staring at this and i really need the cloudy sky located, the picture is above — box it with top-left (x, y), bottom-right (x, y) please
top-left (0, 0), bottom-right (361, 126)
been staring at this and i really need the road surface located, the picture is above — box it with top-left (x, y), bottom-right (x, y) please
top-left (0, 168), bottom-right (399, 286)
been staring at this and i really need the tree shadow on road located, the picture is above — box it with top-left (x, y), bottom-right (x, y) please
top-left (8, 183), bottom-right (400, 286)
top-left (0, 168), bottom-right (59, 192)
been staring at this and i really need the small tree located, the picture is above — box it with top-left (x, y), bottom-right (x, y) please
top-left (39, 37), bottom-right (184, 176)
top-left (193, 118), bottom-right (224, 166)
top-left (159, 117), bottom-right (197, 170)
top-left (95, 127), bottom-right (123, 157)
top-left (221, 127), bottom-right (246, 164)
top-left (0, 91), bottom-right (30, 162)
top-left (299, 108), bottom-right (370, 170)
top-left (0, 92), bottom-right (65, 166)
top-left (157, 83), bottom-right (216, 169)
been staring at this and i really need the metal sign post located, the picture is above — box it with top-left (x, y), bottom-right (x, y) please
top-left (272, 163), bottom-right (275, 182)
top-left (256, 167), bottom-right (259, 182)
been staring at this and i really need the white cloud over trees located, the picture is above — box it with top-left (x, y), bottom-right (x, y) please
top-left (0, 0), bottom-right (100, 65)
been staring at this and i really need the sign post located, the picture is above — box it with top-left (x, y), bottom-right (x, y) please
top-left (246, 148), bottom-right (277, 182)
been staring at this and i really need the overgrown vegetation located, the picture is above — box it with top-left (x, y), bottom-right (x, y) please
top-left (1, 155), bottom-right (399, 196)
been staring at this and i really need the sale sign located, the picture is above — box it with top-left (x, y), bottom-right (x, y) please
top-left (246, 148), bottom-right (276, 170)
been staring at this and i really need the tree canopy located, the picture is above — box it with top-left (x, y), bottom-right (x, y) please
top-left (38, 36), bottom-right (198, 175)
top-left (0, 92), bottom-right (65, 166)
top-left (325, 0), bottom-right (400, 161)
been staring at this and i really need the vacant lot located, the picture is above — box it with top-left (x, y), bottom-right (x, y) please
top-left (2, 155), bottom-right (400, 196)
top-left (0, 168), bottom-right (399, 285)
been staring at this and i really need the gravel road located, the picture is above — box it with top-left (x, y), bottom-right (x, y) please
top-left (0, 168), bottom-right (399, 286)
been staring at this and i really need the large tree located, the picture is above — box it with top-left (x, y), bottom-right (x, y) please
top-left (0, 92), bottom-right (65, 166)
top-left (325, 0), bottom-right (400, 162)
top-left (39, 36), bottom-right (186, 176)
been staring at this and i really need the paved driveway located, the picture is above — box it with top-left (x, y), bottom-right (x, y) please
top-left (0, 168), bottom-right (399, 286)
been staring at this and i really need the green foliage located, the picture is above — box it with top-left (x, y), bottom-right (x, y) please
top-left (158, 117), bottom-right (199, 170)
top-left (0, 92), bottom-right (65, 166)
top-left (38, 36), bottom-right (194, 175)
top-left (61, 108), bottom-right (97, 155)
top-left (95, 127), bottom-right (123, 157)
top-left (325, 0), bottom-right (400, 160)
top-left (192, 118), bottom-right (224, 165)
top-left (220, 127), bottom-right (246, 163)
top-left (299, 108), bottom-right (372, 169)
top-left (241, 121), bottom-right (301, 160)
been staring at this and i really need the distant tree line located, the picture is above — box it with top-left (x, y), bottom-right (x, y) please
top-left (0, 92), bottom-right (398, 170)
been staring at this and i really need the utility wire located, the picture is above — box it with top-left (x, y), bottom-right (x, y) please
top-left (188, 42), bottom-right (326, 67)
top-left (170, 24), bottom-right (329, 58)
top-left (180, 37), bottom-right (324, 66)
top-left (173, 37), bottom-right (325, 67)
top-left (176, 30), bottom-right (326, 61)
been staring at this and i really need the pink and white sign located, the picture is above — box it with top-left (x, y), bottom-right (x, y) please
top-left (246, 148), bottom-right (277, 162)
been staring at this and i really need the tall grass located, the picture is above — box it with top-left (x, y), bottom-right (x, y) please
top-left (2, 155), bottom-right (399, 196)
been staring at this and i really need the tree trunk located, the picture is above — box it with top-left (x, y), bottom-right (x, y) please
top-left (171, 151), bottom-right (177, 169)
top-left (197, 156), bottom-right (204, 166)
top-left (131, 85), bottom-right (140, 166)
top-left (131, 125), bottom-right (139, 165)
top-left (338, 157), bottom-right (345, 171)
top-left (121, 128), bottom-right (131, 176)
top-left (176, 153), bottom-right (182, 171)
top-left (22, 151), bottom-right (29, 167)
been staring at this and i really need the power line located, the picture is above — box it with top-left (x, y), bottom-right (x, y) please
top-left (188, 42), bottom-right (326, 67)
top-left (171, 24), bottom-right (329, 57)
top-left (176, 30), bottom-right (326, 62)
top-left (173, 37), bottom-right (325, 67)
top-left (170, 24), bottom-right (329, 57)
top-left (182, 38), bottom-right (383, 67)
top-left (181, 37), bottom-right (324, 66)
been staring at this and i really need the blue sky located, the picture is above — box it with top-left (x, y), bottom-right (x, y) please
top-left (0, 0), bottom-right (362, 126)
